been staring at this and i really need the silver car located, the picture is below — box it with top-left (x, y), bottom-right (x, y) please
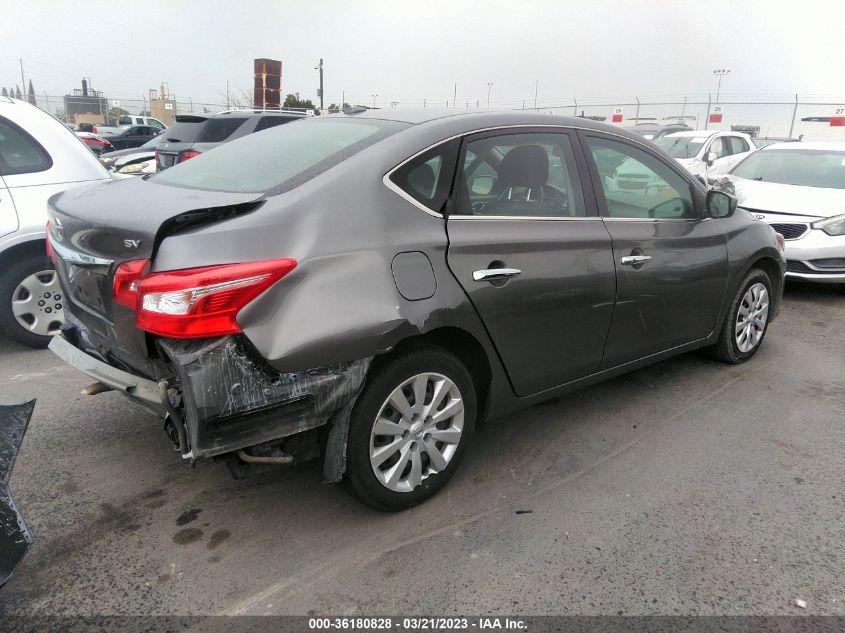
top-left (721, 142), bottom-right (845, 284)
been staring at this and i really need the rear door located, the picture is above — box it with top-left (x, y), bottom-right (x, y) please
top-left (444, 128), bottom-right (616, 396)
top-left (581, 133), bottom-right (728, 368)
top-left (0, 175), bottom-right (17, 238)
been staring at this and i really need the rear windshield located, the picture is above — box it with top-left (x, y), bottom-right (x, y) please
top-left (152, 118), bottom-right (408, 193)
top-left (162, 120), bottom-right (205, 144)
top-left (731, 149), bottom-right (845, 189)
top-left (195, 117), bottom-right (249, 143)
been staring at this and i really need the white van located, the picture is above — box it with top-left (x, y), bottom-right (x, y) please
top-left (0, 97), bottom-right (110, 347)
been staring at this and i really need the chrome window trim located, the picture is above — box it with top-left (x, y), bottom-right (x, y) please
top-left (449, 215), bottom-right (600, 221)
top-left (382, 124), bottom-right (665, 219)
top-left (51, 239), bottom-right (113, 266)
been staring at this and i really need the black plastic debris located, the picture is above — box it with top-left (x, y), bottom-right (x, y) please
top-left (0, 400), bottom-right (35, 587)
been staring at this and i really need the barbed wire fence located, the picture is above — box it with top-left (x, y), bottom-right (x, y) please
top-left (26, 93), bottom-right (845, 142)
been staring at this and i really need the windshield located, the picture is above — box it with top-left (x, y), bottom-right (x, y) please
top-left (153, 118), bottom-right (408, 193)
top-left (655, 136), bottom-right (707, 158)
top-left (731, 149), bottom-right (845, 189)
top-left (161, 120), bottom-right (205, 144)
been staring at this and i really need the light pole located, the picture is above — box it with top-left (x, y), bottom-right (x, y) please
top-left (486, 82), bottom-right (493, 108)
top-left (713, 68), bottom-right (730, 101)
top-left (314, 58), bottom-right (324, 111)
top-left (372, 94), bottom-right (378, 108)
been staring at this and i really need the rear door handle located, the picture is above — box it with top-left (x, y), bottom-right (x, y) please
top-left (473, 268), bottom-right (522, 282)
top-left (620, 255), bottom-right (652, 266)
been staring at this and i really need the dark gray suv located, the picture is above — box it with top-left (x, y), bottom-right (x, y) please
top-left (46, 110), bottom-right (785, 510)
top-left (155, 109), bottom-right (309, 170)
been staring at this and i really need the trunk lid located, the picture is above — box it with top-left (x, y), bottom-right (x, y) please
top-left (49, 177), bottom-right (263, 368)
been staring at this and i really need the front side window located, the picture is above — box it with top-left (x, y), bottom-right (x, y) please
top-left (454, 132), bottom-right (586, 217)
top-left (0, 116), bottom-right (52, 175)
top-left (708, 137), bottom-right (728, 159)
top-left (726, 136), bottom-right (749, 154)
top-left (586, 136), bottom-right (695, 220)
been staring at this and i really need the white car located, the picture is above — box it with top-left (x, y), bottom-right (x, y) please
top-left (0, 97), bottom-right (110, 347)
top-left (719, 142), bottom-right (845, 285)
top-left (654, 130), bottom-right (757, 182)
top-left (117, 115), bottom-right (166, 129)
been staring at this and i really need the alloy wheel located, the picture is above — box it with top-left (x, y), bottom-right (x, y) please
top-left (735, 282), bottom-right (769, 353)
top-left (11, 270), bottom-right (64, 337)
top-left (369, 372), bottom-right (464, 493)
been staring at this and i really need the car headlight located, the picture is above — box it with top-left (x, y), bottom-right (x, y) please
top-left (812, 214), bottom-right (845, 236)
top-left (117, 163), bottom-right (145, 175)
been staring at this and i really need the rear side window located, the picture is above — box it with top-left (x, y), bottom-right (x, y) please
top-left (389, 140), bottom-right (459, 213)
top-left (726, 136), bottom-right (749, 154)
top-left (153, 118), bottom-right (408, 193)
top-left (0, 116), bottom-right (52, 175)
top-left (196, 117), bottom-right (249, 142)
top-left (255, 116), bottom-right (299, 132)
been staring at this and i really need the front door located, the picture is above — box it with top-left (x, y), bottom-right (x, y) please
top-left (581, 133), bottom-right (729, 369)
top-left (445, 129), bottom-right (616, 397)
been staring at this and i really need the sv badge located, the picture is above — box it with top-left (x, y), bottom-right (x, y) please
top-left (124, 239), bottom-right (142, 249)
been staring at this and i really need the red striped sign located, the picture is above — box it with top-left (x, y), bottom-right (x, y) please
top-left (611, 108), bottom-right (623, 123)
top-left (832, 107), bottom-right (845, 126)
top-left (709, 105), bottom-right (723, 124)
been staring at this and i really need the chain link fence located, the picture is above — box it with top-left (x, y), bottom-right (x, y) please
top-left (26, 93), bottom-right (845, 142)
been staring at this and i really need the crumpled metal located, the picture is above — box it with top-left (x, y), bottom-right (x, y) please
top-left (159, 336), bottom-right (371, 460)
top-left (0, 400), bottom-right (35, 588)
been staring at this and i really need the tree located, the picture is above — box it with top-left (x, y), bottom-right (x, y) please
top-left (15, 85), bottom-right (22, 100)
top-left (0, 87), bottom-right (7, 97)
top-left (27, 79), bottom-right (36, 105)
top-left (282, 93), bottom-right (314, 110)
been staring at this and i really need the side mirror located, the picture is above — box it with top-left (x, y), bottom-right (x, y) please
top-left (704, 152), bottom-right (717, 166)
top-left (706, 189), bottom-right (737, 219)
top-left (470, 175), bottom-right (496, 196)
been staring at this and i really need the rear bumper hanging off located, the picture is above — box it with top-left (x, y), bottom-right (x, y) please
top-left (49, 332), bottom-right (371, 462)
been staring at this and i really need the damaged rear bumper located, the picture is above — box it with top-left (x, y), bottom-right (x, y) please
top-left (49, 332), bottom-right (370, 462)
top-left (1, 400), bottom-right (35, 587)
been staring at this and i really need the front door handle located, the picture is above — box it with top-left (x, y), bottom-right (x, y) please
top-left (473, 268), bottom-right (522, 282)
top-left (620, 255), bottom-right (652, 266)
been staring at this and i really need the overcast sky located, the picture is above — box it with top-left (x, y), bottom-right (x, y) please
top-left (3, 0), bottom-right (844, 109)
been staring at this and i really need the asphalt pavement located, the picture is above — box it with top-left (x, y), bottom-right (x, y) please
top-left (0, 282), bottom-right (842, 617)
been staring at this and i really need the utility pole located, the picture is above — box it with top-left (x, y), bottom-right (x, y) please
top-left (315, 58), bottom-right (324, 110)
top-left (453, 83), bottom-right (457, 108)
top-left (713, 68), bottom-right (730, 101)
top-left (423, 98), bottom-right (427, 107)
top-left (19, 59), bottom-right (25, 100)
top-left (372, 94), bottom-right (377, 108)
top-left (487, 82), bottom-right (493, 108)
top-left (534, 80), bottom-right (538, 109)
top-left (226, 80), bottom-right (230, 109)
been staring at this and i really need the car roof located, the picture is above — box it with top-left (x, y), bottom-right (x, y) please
top-left (761, 141), bottom-right (845, 152)
top-left (210, 109), bottom-right (311, 119)
top-left (325, 107), bottom-right (656, 140)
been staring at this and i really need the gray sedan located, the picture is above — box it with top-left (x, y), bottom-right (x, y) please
top-left (46, 109), bottom-right (785, 510)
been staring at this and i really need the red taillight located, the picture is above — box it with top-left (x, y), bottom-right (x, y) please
top-left (113, 259), bottom-right (151, 308)
top-left (127, 259), bottom-right (296, 338)
top-left (92, 126), bottom-right (97, 134)
top-left (179, 150), bottom-right (202, 163)
top-left (45, 219), bottom-right (56, 263)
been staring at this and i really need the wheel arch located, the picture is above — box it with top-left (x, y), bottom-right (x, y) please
top-left (379, 326), bottom-right (494, 422)
top-left (0, 239), bottom-right (47, 274)
top-left (743, 254), bottom-right (783, 317)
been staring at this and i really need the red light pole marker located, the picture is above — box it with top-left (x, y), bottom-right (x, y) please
top-left (611, 107), bottom-right (623, 124)
top-left (831, 106), bottom-right (845, 127)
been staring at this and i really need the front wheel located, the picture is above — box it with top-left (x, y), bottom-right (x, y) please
top-left (709, 268), bottom-right (773, 363)
top-left (344, 345), bottom-right (476, 511)
top-left (0, 252), bottom-right (65, 348)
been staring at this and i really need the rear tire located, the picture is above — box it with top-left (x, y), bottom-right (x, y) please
top-left (344, 345), bottom-right (476, 511)
top-left (709, 268), bottom-right (772, 364)
top-left (0, 253), bottom-right (64, 348)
